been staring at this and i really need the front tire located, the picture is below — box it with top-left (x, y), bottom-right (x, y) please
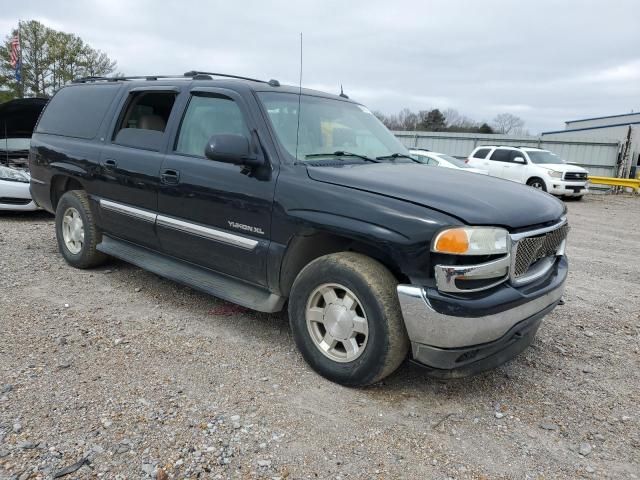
top-left (288, 252), bottom-right (409, 387)
top-left (55, 190), bottom-right (107, 269)
top-left (526, 177), bottom-right (547, 191)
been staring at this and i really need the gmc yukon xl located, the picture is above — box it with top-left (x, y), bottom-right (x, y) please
top-left (29, 72), bottom-right (569, 386)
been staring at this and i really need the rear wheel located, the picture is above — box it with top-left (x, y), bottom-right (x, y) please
top-left (55, 190), bottom-right (107, 269)
top-left (288, 252), bottom-right (409, 387)
top-left (526, 177), bottom-right (547, 191)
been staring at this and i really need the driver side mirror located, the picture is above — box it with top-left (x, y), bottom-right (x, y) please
top-left (513, 156), bottom-right (526, 164)
top-left (204, 134), bottom-right (264, 168)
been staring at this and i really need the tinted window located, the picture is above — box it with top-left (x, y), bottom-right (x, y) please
top-left (114, 91), bottom-right (176, 137)
top-left (473, 147), bottom-right (491, 159)
top-left (489, 148), bottom-right (513, 162)
top-left (36, 84), bottom-right (120, 139)
top-left (176, 95), bottom-right (249, 157)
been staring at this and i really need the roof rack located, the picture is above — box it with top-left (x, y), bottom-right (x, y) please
top-left (72, 71), bottom-right (281, 86)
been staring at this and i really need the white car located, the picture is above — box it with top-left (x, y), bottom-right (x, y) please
top-left (410, 149), bottom-right (489, 175)
top-left (467, 146), bottom-right (589, 199)
top-left (0, 139), bottom-right (38, 211)
top-left (0, 164), bottom-right (37, 211)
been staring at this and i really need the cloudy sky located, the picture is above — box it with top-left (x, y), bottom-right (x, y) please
top-left (2, 0), bottom-right (639, 133)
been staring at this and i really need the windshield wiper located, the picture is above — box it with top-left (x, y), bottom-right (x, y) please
top-left (305, 151), bottom-right (380, 163)
top-left (376, 153), bottom-right (421, 163)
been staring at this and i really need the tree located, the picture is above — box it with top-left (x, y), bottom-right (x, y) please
top-left (0, 20), bottom-right (117, 99)
top-left (492, 113), bottom-right (525, 134)
top-left (397, 108), bottom-right (419, 131)
top-left (418, 108), bottom-right (447, 131)
top-left (478, 122), bottom-right (494, 134)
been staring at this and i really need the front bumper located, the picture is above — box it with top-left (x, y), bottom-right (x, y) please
top-left (0, 179), bottom-right (38, 211)
top-left (397, 255), bottom-right (567, 377)
top-left (547, 181), bottom-right (588, 196)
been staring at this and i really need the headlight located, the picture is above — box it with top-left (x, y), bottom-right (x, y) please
top-left (0, 165), bottom-right (30, 183)
top-left (432, 227), bottom-right (509, 255)
top-left (544, 168), bottom-right (563, 178)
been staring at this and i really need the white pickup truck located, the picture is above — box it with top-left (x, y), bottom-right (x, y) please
top-left (467, 145), bottom-right (589, 199)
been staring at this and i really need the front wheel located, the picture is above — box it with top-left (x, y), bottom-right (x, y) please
top-left (526, 177), bottom-right (547, 191)
top-left (288, 252), bottom-right (409, 387)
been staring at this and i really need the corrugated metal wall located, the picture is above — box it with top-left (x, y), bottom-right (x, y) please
top-left (393, 131), bottom-right (621, 177)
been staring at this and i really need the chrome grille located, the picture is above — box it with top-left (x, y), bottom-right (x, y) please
top-left (564, 172), bottom-right (587, 181)
top-left (512, 224), bottom-right (568, 277)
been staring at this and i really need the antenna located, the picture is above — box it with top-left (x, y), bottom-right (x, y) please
top-left (339, 84), bottom-right (349, 99)
top-left (294, 32), bottom-right (303, 161)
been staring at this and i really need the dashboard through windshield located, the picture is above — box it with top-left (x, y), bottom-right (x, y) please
top-left (258, 92), bottom-right (410, 162)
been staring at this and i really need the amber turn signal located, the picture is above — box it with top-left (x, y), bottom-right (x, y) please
top-left (434, 228), bottom-right (469, 254)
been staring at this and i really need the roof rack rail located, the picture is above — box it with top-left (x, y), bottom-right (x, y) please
top-left (183, 71), bottom-right (280, 86)
top-left (72, 71), bottom-right (281, 86)
top-left (72, 74), bottom-right (185, 83)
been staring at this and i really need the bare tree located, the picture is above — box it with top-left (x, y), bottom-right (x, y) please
top-left (492, 113), bottom-right (525, 134)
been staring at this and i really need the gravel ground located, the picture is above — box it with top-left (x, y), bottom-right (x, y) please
top-left (1, 194), bottom-right (639, 480)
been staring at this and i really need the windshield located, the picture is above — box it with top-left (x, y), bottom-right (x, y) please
top-left (436, 154), bottom-right (470, 168)
top-left (257, 92), bottom-right (410, 161)
top-left (526, 150), bottom-right (565, 165)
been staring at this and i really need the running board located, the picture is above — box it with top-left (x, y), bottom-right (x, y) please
top-left (97, 235), bottom-right (285, 313)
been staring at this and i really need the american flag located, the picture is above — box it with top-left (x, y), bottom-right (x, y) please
top-left (9, 33), bottom-right (20, 68)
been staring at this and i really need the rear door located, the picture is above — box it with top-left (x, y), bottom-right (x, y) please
top-left (485, 148), bottom-right (511, 177)
top-left (468, 147), bottom-right (492, 170)
top-left (156, 87), bottom-right (277, 286)
top-left (96, 86), bottom-right (183, 249)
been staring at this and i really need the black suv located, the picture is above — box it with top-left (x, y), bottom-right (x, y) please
top-left (29, 72), bottom-right (568, 386)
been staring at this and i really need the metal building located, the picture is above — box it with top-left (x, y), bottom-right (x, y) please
top-left (394, 131), bottom-right (621, 177)
top-left (541, 113), bottom-right (640, 178)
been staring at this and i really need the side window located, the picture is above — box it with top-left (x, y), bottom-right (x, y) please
top-left (473, 147), bottom-right (491, 159)
top-left (112, 91), bottom-right (177, 151)
top-left (114, 91), bottom-right (177, 136)
top-left (176, 95), bottom-right (250, 157)
top-left (489, 148), bottom-right (512, 162)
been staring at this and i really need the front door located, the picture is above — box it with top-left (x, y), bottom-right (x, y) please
top-left (157, 87), bottom-right (277, 287)
top-left (500, 151), bottom-right (528, 183)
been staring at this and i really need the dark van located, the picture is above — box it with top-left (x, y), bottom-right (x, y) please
top-left (29, 72), bottom-right (568, 386)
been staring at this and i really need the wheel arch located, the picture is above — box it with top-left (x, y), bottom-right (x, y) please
top-left (50, 175), bottom-right (85, 210)
top-left (279, 230), bottom-right (409, 297)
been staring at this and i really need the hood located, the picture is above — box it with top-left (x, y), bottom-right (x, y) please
top-left (306, 163), bottom-right (565, 229)
top-left (538, 163), bottom-right (588, 173)
top-left (0, 98), bottom-right (48, 139)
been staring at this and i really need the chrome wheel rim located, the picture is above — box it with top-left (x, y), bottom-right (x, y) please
top-left (62, 207), bottom-right (84, 254)
top-left (305, 283), bottom-right (369, 363)
top-left (530, 181), bottom-right (544, 189)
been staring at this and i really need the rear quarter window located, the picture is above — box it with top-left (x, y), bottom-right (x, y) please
top-left (36, 84), bottom-right (121, 139)
top-left (472, 147), bottom-right (491, 159)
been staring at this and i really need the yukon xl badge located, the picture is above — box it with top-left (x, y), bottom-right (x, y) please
top-left (228, 221), bottom-right (265, 235)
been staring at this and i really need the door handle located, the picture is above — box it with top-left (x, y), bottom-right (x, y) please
top-left (161, 169), bottom-right (180, 185)
top-left (102, 158), bottom-right (117, 169)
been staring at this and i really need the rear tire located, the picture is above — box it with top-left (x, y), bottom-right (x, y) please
top-left (526, 177), bottom-right (547, 191)
top-left (288, 252), bottom-right (409, 387)
top-left (55, 190), bottom-right (107, 269)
